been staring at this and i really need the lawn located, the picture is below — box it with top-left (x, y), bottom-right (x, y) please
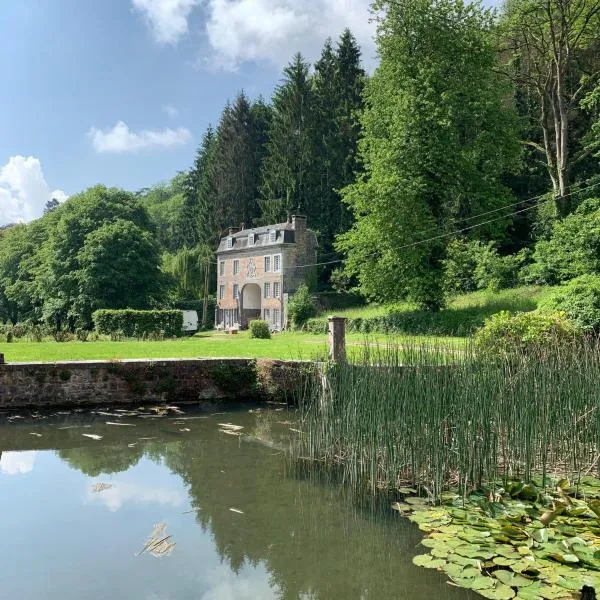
top-left (0, 331), bottom-right (465, 363)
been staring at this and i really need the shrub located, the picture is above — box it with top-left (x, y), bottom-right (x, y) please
top-left (92, 309), bottom-right (183, 338)
top-left (75, 328), bottom-right (90, 342)
top-left (443, 240), bottom-right (525, 294)
top-left (53, 330), bottom-right (74, 342)
top-left (249, 319), bottom-right (271, 339)
top-left (287, 284), bottom-right (317, 329)
top-left (526, 198), bottom-right (600, 284)
top-left (539, 275), bottom-right (600, 332)
top-left (474, 311), bottom-right (579, 356)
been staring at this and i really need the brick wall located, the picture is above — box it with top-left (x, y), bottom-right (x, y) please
top-left (0, 358), bottom-right (313, 409)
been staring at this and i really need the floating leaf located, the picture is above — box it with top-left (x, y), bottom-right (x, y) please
top-left (532, 528), bottom-right (549, 544)
top-left (412, 554), bottom-right (445, 569)
top-left (479, 583), bottom-right (516, 599)
top-left (494, 570), bottom-right (533, 588)
top-left (391, 502), bottom-right (412, 513)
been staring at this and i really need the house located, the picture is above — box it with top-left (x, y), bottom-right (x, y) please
top-left (215, 215), bottom-right (317, 330)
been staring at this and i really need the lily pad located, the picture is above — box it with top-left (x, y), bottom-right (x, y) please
top-left (479, 583), bottom-right (516, 599)
top-left (494, 569), bottom-right (534, 588)
top-left (412, 554), bottom-right (445, 569)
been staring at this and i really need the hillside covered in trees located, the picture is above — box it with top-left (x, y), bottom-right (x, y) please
top-left (2, 0), bottom-right (600, 331)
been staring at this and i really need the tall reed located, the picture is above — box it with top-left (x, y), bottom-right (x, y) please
top-left (294, 339), bottom-right (600, 499)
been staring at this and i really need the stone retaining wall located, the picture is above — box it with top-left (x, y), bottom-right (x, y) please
top-left (0, 358), bottom-right (312, 409)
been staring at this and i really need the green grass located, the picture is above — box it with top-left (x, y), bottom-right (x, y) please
top-left (314, 285), bottom-right (556, 337)
top-left (0, 330), bottom-right (465, 363)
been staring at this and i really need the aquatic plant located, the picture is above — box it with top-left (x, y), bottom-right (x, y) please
top-left (295, 339), bottom-right (600, 500)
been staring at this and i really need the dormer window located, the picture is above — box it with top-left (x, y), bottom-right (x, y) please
top-left (226, 237), bottom-right (233, 249)
top-left (269, 230), bottom-right (277, 243)
top-left (248, 233), bottom-right (254, 246)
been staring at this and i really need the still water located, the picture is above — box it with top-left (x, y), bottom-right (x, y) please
top-left (0, 405), bottom-right (475, 600)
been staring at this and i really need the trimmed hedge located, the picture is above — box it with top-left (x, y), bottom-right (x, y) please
top-left (93, 309), bottom-right (184, 338)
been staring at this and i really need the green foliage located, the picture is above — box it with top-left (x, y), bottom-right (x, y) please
top-left (474, 311), bottom-right (578, 356)
top-left (249, 319), bottom-right (271, 339)
top-left (337, 0), bottom-right (521, 309)
top-left (260, 53), bottom-right (317, 224)
top-left (287, 284), bottom-right (317, 329)
top-left (525, 198), bottom-right (600, 285)
top-left (540, 275), bottom-right (600, 332)
top-left (93, 309), bottom-right (184, 339)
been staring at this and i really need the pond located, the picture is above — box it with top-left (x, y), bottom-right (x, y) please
top-left (0, 405), bottom-right (475, 600)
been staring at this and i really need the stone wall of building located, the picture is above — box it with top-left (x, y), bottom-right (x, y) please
top-left (0, 358), bottom-right (313, 409)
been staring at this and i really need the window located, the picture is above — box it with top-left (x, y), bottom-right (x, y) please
top-left (233, 284), bottom-right (239, 299)
top-left (248, 234), bottom-right (254, 246)
top-left (219, 285), bottom-right (225, 300)
top-left (264, 282), bottom-right (271, 298)
top-left (264, 308), bottom-right (271, 321)
top-left (219, 261), bottom-right (225, 277)
top-left (226, 237), bottom-right (233, 249)
top-left (273, 308), bottom-right (280, 327)
top-left (273, 281), bottom-right (281, 298)
top-left (264, 256), bottom-right (271, 272)
top-left (233, 259), bottom-right (239, 275)
top-left (273, 254), bottom-right (281, 272)
top-left (269, 230), bottom-right (277, 243)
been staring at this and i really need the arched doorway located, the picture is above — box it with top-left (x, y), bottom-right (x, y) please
top-left (240, 283), bottom-right (261, 328)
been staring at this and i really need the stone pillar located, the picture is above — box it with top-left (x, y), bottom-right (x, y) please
top-left (328, 317), bottom-right (346, 363)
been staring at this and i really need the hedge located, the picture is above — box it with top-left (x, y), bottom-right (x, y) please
top-left (92, 309), bottom-right (184, 338)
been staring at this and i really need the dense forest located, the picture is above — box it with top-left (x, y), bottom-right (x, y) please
top-left (1, 0), bottom-right (600, 330)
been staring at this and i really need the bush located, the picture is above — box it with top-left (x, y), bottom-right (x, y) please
top-left (75, 328), bottom-right (90, 342)
top-left (525, 198), bottom-right (600, 284)
top-left (474, 311), bottom-right (579, 356)
top-left (92, 309), bottom-right (183, 338)
top-left (539, 275), bottom-right (600, 332)
top-left (249, 319), bottom-right (271, 339)
top-left (287, 284), bottom-right (317, 329)
top-left (443, 240), bottom-right (525, 294)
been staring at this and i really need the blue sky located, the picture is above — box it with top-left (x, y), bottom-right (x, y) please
top-left (0, 0), bottom-right (501, 225)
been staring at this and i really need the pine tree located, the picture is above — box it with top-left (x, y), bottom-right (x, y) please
top-left (312, 30), bottom-right (366, 252)
top-left (260, 54), bottom-right (318, 225)
top-left (178, 126), bottom-right (219, 249)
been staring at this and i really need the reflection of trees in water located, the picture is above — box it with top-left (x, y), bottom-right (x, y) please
top-left (58, 445), bottom-right (144, 477)
top-left (48, 420), bottom-right (470, 600)
top-left (160, 437), bottom-right (470, 600)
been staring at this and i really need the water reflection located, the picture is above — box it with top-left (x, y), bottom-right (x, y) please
top-left (0, 450), bottom-right (37, 474)
top-left (0, 408), bottom-right (476, 600)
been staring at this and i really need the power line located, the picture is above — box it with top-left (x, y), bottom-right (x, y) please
top-left (285, 178), bottom-right (600, 271)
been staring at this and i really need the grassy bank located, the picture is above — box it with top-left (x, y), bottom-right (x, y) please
top-left (309, 286), bottom-right (555, 336)
top-left (0, 330), bottom-right (465, 363)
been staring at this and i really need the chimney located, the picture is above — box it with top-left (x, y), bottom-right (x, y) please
top-left (228, 227), bottom-right (240, 236)
top-left (240, 222), bottom-right (246, 231)
top-left (291, 215), bottom-right (307, 231)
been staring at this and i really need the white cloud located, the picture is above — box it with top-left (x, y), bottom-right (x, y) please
top-left (88, 121), bottom-right (192, 153)
top-left (202, 0), bottom-right (377, 71)
top-left (0, 156), bottom-right (67, 226)
top-left (163, 103), bottom-right (178, 118)
top-left (132, 0), bottom-right (200, 44)
top-left (0, 451), bottom-right (37, 475)
top-left (87, 480), bottom-right (186, 512)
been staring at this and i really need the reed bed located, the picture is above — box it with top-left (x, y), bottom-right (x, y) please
top-left (294, 340), bottom-right (600, 500)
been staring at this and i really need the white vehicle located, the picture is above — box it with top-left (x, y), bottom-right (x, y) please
top-left (182, 310), bottom-right (199, 334)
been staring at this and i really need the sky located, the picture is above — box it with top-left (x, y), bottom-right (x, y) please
top-left (0, 0), bottom-right (502, 226)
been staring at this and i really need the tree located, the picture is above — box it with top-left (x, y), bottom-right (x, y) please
top-left (260, 54), bottom-right (318, 224)
top-left (178, 127), bottom-right (220, 249)
top-left (501, 0), bottom-right (600, 216)
top-left (337, 0), bottom-right (521, 309)
top-left (212, 93), bottom-right (271, 230)
top-left (312, 30), bottom-right (366, 255)
top-left (74, 219), bottom-right (165, 326)
top-left (44, 198), bottom-right (60, 213)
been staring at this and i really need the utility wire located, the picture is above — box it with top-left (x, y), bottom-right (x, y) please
top-left (284, 178), bottom-right (600, 271)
